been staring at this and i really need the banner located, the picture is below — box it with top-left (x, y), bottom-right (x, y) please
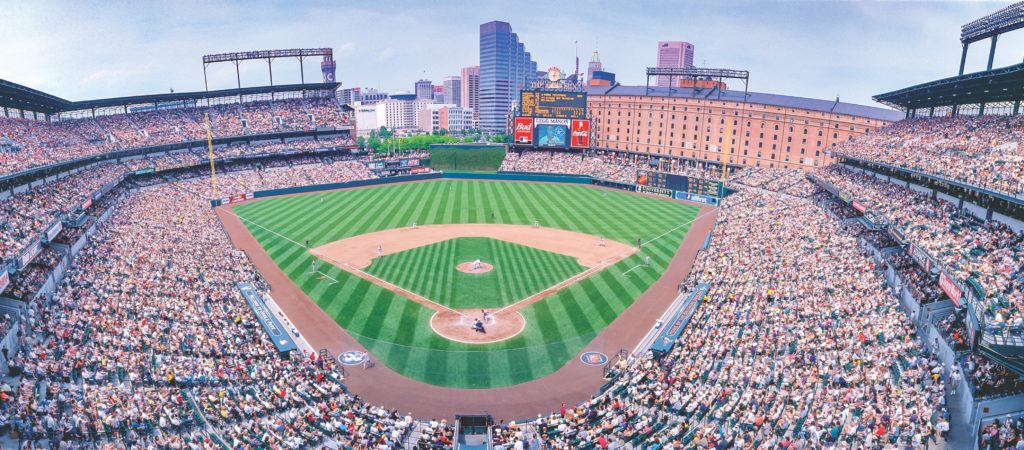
top-left (0, 271), bottom-right (8, 294)
top-left (237, 283), bottom-right (297, 353)
top-left (851, 200), bottom-right (867, 213)
top-left (410, 167), bottom-right (431, 174)
top-left (513, 117), bottom-right (533, 145)
top-left (20, 241), bottom-right (42, 269)
top-left (939, 271), bottom-right (963, 306)
top-left (81, 198), bottom-right (93, 211)
top-left (636, 184), bottom-right (673, 198)
top-left (674, 191), bottom-right (720, 206)
top-left (45, 221), bottom-right (63, 242)
top-left (569, 119), bottom-right (590, 148)
top-left (220, 193), bottom-right (254, 205)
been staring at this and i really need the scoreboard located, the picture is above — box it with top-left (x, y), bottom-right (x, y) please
top-left (520, 90), bottom-right (587, 119)
top-left (636, 169), bottom-right (723, 198)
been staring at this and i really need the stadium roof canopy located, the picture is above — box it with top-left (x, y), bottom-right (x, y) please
top-left (0, 79), bottom-right (72, 114)
top-left (872, 63), bottom-right (1024, 112)
top-left (587, 85), bottom-right (904, 122)
top-left (0, 79), bottom-right (340, 116)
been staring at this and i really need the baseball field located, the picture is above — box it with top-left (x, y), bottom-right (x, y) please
top-left (230, 179), bottom-right (699, 388)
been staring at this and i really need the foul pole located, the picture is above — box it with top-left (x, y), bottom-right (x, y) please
top-left (204, 113), bottom-right (219, 199)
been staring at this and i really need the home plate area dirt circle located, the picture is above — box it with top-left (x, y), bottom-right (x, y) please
top-left (430, 309), bottom-right (526, 344)
top-left (456, 261), bottom-right (494, 274)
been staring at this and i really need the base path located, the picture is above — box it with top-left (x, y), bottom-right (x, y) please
top-left (216, 186), bottom-right (717, 421)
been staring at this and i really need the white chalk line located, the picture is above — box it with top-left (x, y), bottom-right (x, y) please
top-left (221, 208), bottom-right (339, 284)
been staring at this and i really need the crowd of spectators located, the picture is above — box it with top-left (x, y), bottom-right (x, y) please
top-left (0, 161), bottom-right (425, 448)
top-left (1, 119), bottom-right (1021, 447)
top-left (0, 97), bottom-right (353, 176)
top-left (886, 252), bottom-right (946, 306)
top-left (832, 115), bottom-right (1024, 197)
top-left (979, 414), bottom-right (1024, 450)
top-left (730, 167), bottom-right (816, 197)
top-left (500, 150), bottom-right (732, 185)
top-left (961, 354), bottom-right (1024, 399)
top-left (0, 137), bottom-right (356, 266)
top-left (483, 182), bottom-right (950, 448)
top-left (816, 165), bottom-right (1024, 336)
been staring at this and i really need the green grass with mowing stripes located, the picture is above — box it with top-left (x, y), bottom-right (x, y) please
top-left (365, 237), bottom-right (586, 309)
top-left (232, 180), bottom-right (698, 388)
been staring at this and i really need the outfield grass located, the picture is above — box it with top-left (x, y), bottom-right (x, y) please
top-left (365, 237), bottom-right (586, 309)
top-left (233, 180), bottom-right (698, 388)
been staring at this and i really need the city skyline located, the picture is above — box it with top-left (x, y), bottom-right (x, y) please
top-left (2, 0), bottom-right (1023, 108)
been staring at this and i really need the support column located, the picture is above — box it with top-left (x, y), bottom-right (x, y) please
top-left (1013, 100), bottom-right (1020, 115)
top-left (959, 43), bottom-right (969, 76)
top-left (987, 36), bottom-right (998, 71)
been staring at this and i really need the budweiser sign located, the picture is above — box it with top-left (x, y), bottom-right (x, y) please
top-left (514, 117), bottom-right (533, 145)
top-left (570, 119), bottom-right (590, 148)
top-left (939, 271), bottom-right (962, 306)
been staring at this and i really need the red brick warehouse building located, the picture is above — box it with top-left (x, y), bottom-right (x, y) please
top-left (585, 84), bottom-right (903, 170)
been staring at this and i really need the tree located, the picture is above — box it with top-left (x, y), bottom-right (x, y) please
top-left (356, 136), bottom-right (366, 148)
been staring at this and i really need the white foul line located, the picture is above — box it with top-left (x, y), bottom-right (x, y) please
top-left (220, 208), bottom-right (338, 284)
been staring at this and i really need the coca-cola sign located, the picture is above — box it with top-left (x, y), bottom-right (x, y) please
top-left (570, 119), bottom-right (590, 148)
top-left (513, 117), bottom-right (533, 145)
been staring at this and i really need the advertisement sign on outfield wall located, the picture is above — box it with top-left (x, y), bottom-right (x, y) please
top-left (514, 117), bottom-right (533, 145)
top-left (636, 184), bottom-right (673, 198)
top-left (569, 119), bottom-right (590, 148)
top-left (220, 193), bottom-right (255, 205)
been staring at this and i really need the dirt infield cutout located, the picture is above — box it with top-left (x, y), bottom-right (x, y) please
top-left (310, 224), bottom-right (636, 344)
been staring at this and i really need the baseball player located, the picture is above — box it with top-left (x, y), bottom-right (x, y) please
top-left (377, 244), bottom-right (383, 257)
top-left (310, 259), bottom-right (317, 274)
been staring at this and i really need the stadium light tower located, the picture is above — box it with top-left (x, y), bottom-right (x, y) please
top-left (958, 1), bottom-right (1024, 75)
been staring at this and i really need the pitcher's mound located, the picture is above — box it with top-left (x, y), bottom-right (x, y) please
top-left (457, 261), bottom-right (493, 274)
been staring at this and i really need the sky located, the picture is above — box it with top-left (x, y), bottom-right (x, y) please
top-left (1, 0), bottom-right (1022, 108)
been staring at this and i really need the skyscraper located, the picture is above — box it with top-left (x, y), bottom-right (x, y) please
top-left (460, 66), bottom-right (480, 124)
top-left (655, 41), bottom-right (694, 87)
top-left (414, 80), bottom-right (433, 100)
top-left (479, 21), bottom-right (537, 133)
top-left (586, 50), bottom-right (603, 84)
top-left (443, 76), bottom-right (462, 109)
